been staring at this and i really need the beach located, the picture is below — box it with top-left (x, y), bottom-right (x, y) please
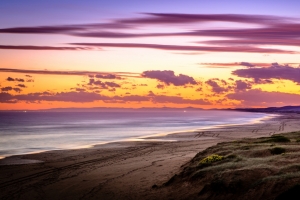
top-left (1, 113), bottom-right (300, 200)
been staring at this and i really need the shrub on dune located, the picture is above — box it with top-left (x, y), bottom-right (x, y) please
top-left (199, 154), bottom-right (224, 165)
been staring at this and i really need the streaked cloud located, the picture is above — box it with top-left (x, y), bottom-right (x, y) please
top-left (0, 23), bottom-right (130, 34)
top-left (204, 38), bottom-right (300, 47)
top-left (1, 13), bottom-right (298, 55)
top-left (0, 45), bottom-right (93, 51)
top-left (232, 63), bottom-right (300, 84)
top-left (71, 43), bottom-right (295, 54)
top-left (118, 13), bottom-right (288, 25)
top-left (200, 62), bottom-right (265, 68)
top-left (0, 91), bottom-right (211, 105)
top-left (0, 13), bottom-right (289, 35)
top-left (0, 68), bottom-right (138, 78)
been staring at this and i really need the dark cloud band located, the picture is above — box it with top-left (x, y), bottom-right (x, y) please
top-left (0, 45), bottom-right (92, 51)
top-left (0, 68), bottom-right (138, 78)
top-left (71, 43), bottom-right (295, 54)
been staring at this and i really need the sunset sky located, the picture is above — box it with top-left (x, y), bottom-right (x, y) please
top-left (1, 0), bottom-right (300, 110)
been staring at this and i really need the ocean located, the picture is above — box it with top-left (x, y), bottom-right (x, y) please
top-left (0, 110), bottom-right (272, 159)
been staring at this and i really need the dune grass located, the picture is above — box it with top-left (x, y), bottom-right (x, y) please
top-left (167, 131), bottom-right (300, 199)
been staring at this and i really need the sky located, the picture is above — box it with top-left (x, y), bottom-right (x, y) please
top-left (1, 0), bottom-right (300, 110)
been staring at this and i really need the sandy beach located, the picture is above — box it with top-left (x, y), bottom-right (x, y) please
top-left (1, 113), bottom-right (300, 200)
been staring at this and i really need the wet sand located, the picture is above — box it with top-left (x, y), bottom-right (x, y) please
top-left (0, 113), bottom-right (300, 200)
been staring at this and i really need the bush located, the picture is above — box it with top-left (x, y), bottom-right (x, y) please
top-left (199, 154), bottom-right (224, 165)
top-left (258, 135), bottom-right (290, 143)
top-left (269, 135), bottom-right (290, 143)
top-left (270, 147), bottom-right (286, 155)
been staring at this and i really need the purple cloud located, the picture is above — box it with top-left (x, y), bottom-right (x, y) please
top-left (204, 38), bottom-right (300, 47)
top-left (194, 23), bottom-right (300, 40)
top-left (0, 68), bottom-right (136, 78)
top-left (88, 79), bottom-right (106, 88)
top-left (227, 89), bottom-right (300, 106)
top-left (13, 88), bottom-right (22, 93)
top-left (142, 70), bottom-right (197, 86)
top-left (0, 14), bottom-right (287, 36)
top-left (1, 87), bottom-right (13, 92)
top-left (0, 14), bottom-right (298, 55)
top-left (232, 63), bottom-right (300, 84)
top-left (0, 91), bottom-right (210, 105)
top-left (205, 79), bottom-right (230, 93)
top-left (156, 84), bottom-right (165, 89)
top-left (105, 82), bottom-right (120, 88)
top-left (5, 77), bottom-right (25, 82)
top-left (0, 91), bottom-right (109, 103)
top-left (0, 23), bottom-right (130, 34)
top-left (0, 26), bottom-right (85, 34)
top-left (235, 80), bottom-right (252, 91)
top-left (240, 62), bottom-right (256, 68)
top-left (95, 74), bottom-right (118, 79)
top-left (0, 45), bottom-right (92, 51)
top-left (16, 84), bottom-right (26, 88)
top-left (118, 13), bottom-right (287, 25)
top-left (199, 62), bottom-right (293, 68)
top-left (71, 43), bottom-right (294, 54)
top-left (71, 31), bottom-right (164, 38)
top-left (1, 87), bottom-right (22, 93)
top-left (0, 93), bottom-right (16, 103)
top-left (87, 79), bottom-right (120, 89)
top-left (6, 77), bottom-right (15, 81)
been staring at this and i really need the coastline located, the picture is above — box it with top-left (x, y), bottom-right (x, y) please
top-left (1, 112), bottom-right (300, 199)
top-left (0, 110), bottom-right (273, 160)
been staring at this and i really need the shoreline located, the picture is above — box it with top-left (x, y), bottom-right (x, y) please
top-left (0, 111), bottom-right (274, 161)
top-left (1, 113), bottom-right (300, 199)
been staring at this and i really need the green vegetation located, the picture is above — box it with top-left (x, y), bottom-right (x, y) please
top-left (199, 154), bottom-right (224, 165)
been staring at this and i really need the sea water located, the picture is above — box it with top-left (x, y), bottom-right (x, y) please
top-left (0, 110), bottom-right (272, 158)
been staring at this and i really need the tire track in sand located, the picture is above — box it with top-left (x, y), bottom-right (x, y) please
top-left (0, 146), bottom-right (151, 190)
